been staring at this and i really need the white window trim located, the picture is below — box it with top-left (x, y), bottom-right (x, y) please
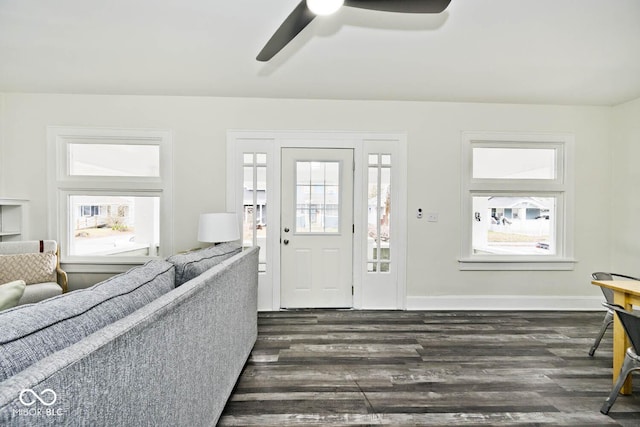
top-left (226, 130), bottom-right (407, 311)
top-left (459, 131), bottom-right (576, 271)
top-left (47, 126), bottom-right (174, 271)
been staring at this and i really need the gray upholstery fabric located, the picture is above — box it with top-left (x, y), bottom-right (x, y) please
top-left (167, 242), bottom-right (242, 286)
top-left (0, 260), bottom-right (175, 382)
top-left (0, 247), bottom-right (258, 427)
top-left (17, 282), bottom-right (62, 306)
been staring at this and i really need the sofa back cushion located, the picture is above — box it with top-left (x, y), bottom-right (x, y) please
top-left (0, 253), bottom-right (57, 285)
top-left (167, 242), bottom-right (242, 286)
top-left (0, 260), bottom-right (175, 382)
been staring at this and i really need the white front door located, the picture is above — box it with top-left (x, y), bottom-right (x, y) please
top-left (280, 148), bottom-right (354, 308)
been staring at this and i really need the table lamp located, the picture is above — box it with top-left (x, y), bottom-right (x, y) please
top-left (197, 213), bottom-right (240, 244)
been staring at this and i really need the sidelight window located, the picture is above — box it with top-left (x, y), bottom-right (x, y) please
top-left (243, 153), bottom-right (268, 272)
top-left (367, 154), bottom-right (391, 273)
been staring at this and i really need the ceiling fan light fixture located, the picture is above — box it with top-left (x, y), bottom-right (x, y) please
top-left (306, 0), bottom-right (344, 16)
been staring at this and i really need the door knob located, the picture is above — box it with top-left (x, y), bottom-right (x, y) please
top-left (284, 227), bottom-right (290, 233)
top-left (283, 239), bottom-right (289, 245)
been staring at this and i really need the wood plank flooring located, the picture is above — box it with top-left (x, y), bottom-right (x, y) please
top-left (219, 310), bottom-right (640, 426)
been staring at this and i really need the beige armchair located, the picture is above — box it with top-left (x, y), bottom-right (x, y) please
top-left (0, 240), bottom-right (68, 305)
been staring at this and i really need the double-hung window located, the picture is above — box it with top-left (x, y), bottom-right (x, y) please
top-left (48, 127), bottom-right (173, 266)
top-left (460, 132), bottom-right (574, 270)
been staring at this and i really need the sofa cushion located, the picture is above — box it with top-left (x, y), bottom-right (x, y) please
top-left (0, 280), bottom-right (26, 311)
top-left (0, 259), bottom-right (175, 382)
top-left (167, 242), bottom-right (242, 286)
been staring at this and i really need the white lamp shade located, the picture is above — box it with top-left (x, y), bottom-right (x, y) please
top-left (307, 0), bottom-right (344, 15)
top-left (197, 213), bottom-right (240, 243)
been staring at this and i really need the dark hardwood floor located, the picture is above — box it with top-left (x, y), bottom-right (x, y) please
top-left (219, 310), bottom-right (640, 426)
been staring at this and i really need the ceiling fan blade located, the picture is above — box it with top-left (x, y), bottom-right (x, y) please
top-left (344, 0), bottom-right (451, 14)
top-left (257, 0), bottom-right (316, 62)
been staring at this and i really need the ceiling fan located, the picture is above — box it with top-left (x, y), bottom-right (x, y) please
top-left (256, 0), bottom-right (452, 61)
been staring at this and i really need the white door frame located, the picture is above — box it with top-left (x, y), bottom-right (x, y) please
top-left (227, 130), bottom-right (407, 311)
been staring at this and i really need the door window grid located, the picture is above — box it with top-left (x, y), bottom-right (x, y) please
top-left (367, 154), bottom-right (391, 273)
top-left (295, 161), bottom-right (340, 234)
top-left (243, 153), bottom-right (267, 272)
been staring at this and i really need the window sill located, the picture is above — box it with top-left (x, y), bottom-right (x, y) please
top-left (458, 257), bottom-right (577, 271)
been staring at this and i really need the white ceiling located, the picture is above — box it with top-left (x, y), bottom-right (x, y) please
top-left (1, 0), bottom-right (639, 106)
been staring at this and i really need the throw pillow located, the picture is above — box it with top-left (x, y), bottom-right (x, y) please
top-left (0, 253), bottom-right (57, 285)
top-left (0, 280), bottom-right (26, 311)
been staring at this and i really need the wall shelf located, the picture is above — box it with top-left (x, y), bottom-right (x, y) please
top-left (0, 198), bottom-right (28, 241)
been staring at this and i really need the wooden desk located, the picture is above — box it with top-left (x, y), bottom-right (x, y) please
top-left (591, 279), bottom-right (640, 395)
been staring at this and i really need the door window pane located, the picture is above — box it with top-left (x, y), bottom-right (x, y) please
top-left (295, 161), bottom-right (340, 233)
top-left (69, 143), bottom-right (160, 177)
top-left (472, 147), bottom-right (556, 180)
top-left (70, 195), bottom-right (160, 257)
top-left (472, 196), bottom-right (556, 255)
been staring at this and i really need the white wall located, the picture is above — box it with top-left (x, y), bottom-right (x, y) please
top-left (611, 97), bottom-right (640, 274)
top-left (0, 93), bottom-right (5, 194)
top-left (0, 93), bottom-right (614, 305)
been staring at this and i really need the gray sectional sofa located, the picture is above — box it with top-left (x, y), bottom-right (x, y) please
top-left (0, 243), bottom-right (258, 426)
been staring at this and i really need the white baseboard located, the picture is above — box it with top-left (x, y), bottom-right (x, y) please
top-left (406, 295), bottom-right (605, 311)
